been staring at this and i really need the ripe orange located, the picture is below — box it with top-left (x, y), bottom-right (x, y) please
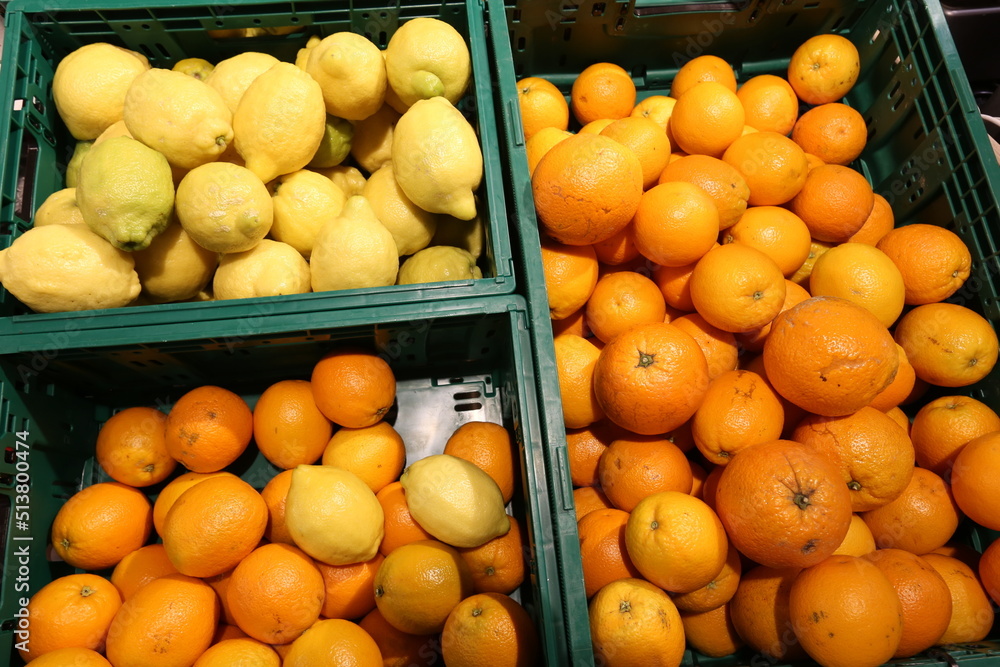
top-left (162, 475), bottom-right (268, 578)
top-left (282, 618), bottom-right (382, 667)
top-left (894, 303), bottom-right (999, 387)
top-left (951, 432), bottom-right (1000, 530)
top-left (652, 260), bottom-right (698, 312)
top-left (19, 574), bottom-right (121, 661)
top-left (105, 574), bottom-right (218, 667)
top-left (444, 420), bottom-right (517, 505)
top-left (670, 81), bottom-right (745, 157)
top-left (671, 55), bottom-right (737, 98)
top-left (592, 322), bottom-right (710, 434)
top-left (809, 242), bottom-right (905, 327)
top-left (532, 133), bottom-right (643, 245)
top-left (24, 649), bottom-right (111, 667)
top-left (555, 334), bottom-right (605, 430)
top-left (788, 164), bottom-right (875, 242)
top-left (762, 296), bottom-right (898, 416)
top-left (861, 467), bottom-right (960, 554)
top-left (228, 543), bottom-right (325, 645)
top-left (316, 554), bottom-right (384, 620)
top-left (110, 543), bottom-right (179, 601)
top-left (631, 95), bottom-right (677, 136)
top-left (863, 548), bottom-right (953, 657)
top-left (680, 602), bottom-right (744, 658)
top-left (671, 541), bottom-right (742, 613)
top-left (886, 406), bottom-right (912, 434)
top-left (931, 542), bottom-right (982, 571)
top-left (261, 468), bottom-right (295, 545)
top-left (875, 224), bottom-right (972, 304)
top-left (50, 482), bottom-right (152, 571)
top-left (700, 464), bottom-right (724, 510)
top-left (787, 34), bottom-right (861, 105)
top-left (566, 422), bottom-right (621, 488)
top-left (585, 271), bottom-right (667, 344)
top-left (736, 74), bottom-right (799, 135)
top-left (625, 491), bottom-right (728, 594)
top-left (165, 385), bottom-right (252, 473)
top-left (592, 223), bottom-right (640, 266)
top-left (551, 306), bottom-right (589, 338)
top-left (671, 312), bottom-right (739, 381)
top-left (579, 118), bottom-right (615, 135)
top-left (540, 236), bottom-right (599, 320)
top-left (789, 555), bottom-right (903, 667)
top-left (832, 514), bottom-right (877, 556)
top-left (735, 279), bottom-right (812, 353)
top-left (790, 239), bottom-right (834, 287)
top-left (95, 406), bottom-right (174, 487)
top-left (722, 131), bottom-right (809, 206)
top-left (574, 486), bottom-right (615, 521)
top-left (152, 470), bottom-right (235, 535)
top-left (689, 460), bottom-right (709, 499)
top-left (588, 578), bottom-right (685, 666)
top-left (632, 181), bottom-right (718, 267)
top-left (658, 154), bottom-right (750, 230)
top-left (600, 116), bottom-right (671, 190)
top-left (980, 539), bottom-right (1000, 606)
top-left (440, 594), bottom-right (540, 667)
top-left (193, 638), bottom-right (280, 667)
top-left (922, 553), bottom-right (995, 644)
top-left (869, 344), bottom-right (916, 412)
top-left (692, 369), bottom-right (784, 467)
top-left (360, 608), bottom-right (440, 667)
top-left (458, 515), bottom-right (525, 595)
top-left (376, 480), bottom-right (433, 556)
top-left (321, 421), bottom-right (406, 494)
top-left (204, 568), bottom-right (238, 626)
top-left (730, 565), bottom-right (808, 661)
top-left (525, 126), bottom-right (572, 176)
top-left (570, 62), bottom-right (636, 126)
top-left (791, 102), bottom-right (867, 165)
top-left (910, 395), bottom-right (1000, 476)
top-left (515, 76), bottom-right (569, 140)
top-left (211, 624), bottom-right (249, 643)
top-left (716, 439), bottom-right (853, 568)
top-left (848, 193), bottom-right (894, 245)
top-left (689, 243), bottom-right (787, 333)
top-left (598, 436), bottom-right (693, 511)
top-left (253, 379), bottom-right (332, 469)
top-left (722, 205), bottom-right (812, 277)
top-left (578, 508), bottom-right (642, 599)
top-left (311, 348), bottom-right (396, 428)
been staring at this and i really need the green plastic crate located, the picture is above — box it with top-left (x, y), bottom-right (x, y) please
top-left (489, 0), bottom-right (1000, 664)
top-left (0, 0), bottom-right (516, 353)
top-left (0, 294), bottom-right (580, 665)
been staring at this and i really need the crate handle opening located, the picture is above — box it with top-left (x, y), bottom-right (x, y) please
top-left (633, 0), bottom-right (752, 16)
top-left (14, 129), bottom-right (39, 225)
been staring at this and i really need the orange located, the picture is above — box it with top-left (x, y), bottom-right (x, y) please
top-left (373, 540), bottom-right (474, 635)
top-left (205, 568), bottom-right (238, 626)
top-left (598, 436), bottom-right (693, 511)
top-left (716, 439), bottom-right (853, 568)
top-left (922, 553), bottom-right (995, 644)
top-left (458, 515), bottom-right (525, 595)
top-left (152, 470), bottom-right (235, 536)
top-left (588, 578), bottom-right (685, 666)
top-left (211, 625), bottom-right (249, 642)
top-left (321, 421), bottom-right (405, 494)
top-left (787, 34), bottom-right (861, 105)
top-left (110, 543), bottom-right (179, 601)
top-left (951, 431), bottom-right (1000, 530)
top-left (359, 608), bottom-right (440, 667)
top-left (532, 133), bottom-right (643, 246)
top-left (847, 193), bottom-right (894, 245)
top-left (228, 543), bottom-right (325, 644)
top-left (585, 271), bottom-right (666, 344)
top-left (625, 491), bottom-right (728, 593)
top-left (657, 154), bottom-right (750, 229)
top-left (552, 335), bottom-right (602, 423)
top-left (808, 242), bottom-right (905, 327)
top-left (894, 302), bottom-right (999, 387)
top-left (566, 422), bottom-right (621, 488)
top-left (282, 618), bottom-right (382, 667)
top-left (579, 118), bottom-right (615, 135)
top-left (790, 239), bottom-right (834, 287)
top-left (515, 76), bottom-right (569, 140)
top-left (680, 602), bottom-right (744, 658)
top-left (631, 94), bottom-right (677, 133)
top-left (689, 243), bottom-right (787, 333)
top-left (592, 322), bottom-right (710, 434)
top-left (721, 205), bottom-right (812, 277)
top-left (805, 151), bottom-right (825, 170)
top-left (443, 420), bottom-right (517, 505)
top-left (763, 296), bottom-right (898, 416)
top-left (735, 279), bottom-right (812, 353)
top-left (869, 344), bottom-right (916, 412)
top-left (652, 258), bottom-right (698, 312)
top-left (311, 348), bottom-right (396, 428)
top-left (861, 467), bottom-right (960, 554)
top-left (665, 418), bottom-right (696, 454)
top-left (164, 385), bottom-right (252, 473)
top-left (19, 574), bottom-right (121, 661)
top-left (578, 508), bottom-right (642, 599)
top-left (931, 542), bottom-right (982, 571)
top-left (670, 541), bottom-right (742, 613)
top-left (162, 475), bottom-right (267, 578)
top-left (671, 55), bottom-right (737, 98)
top-left (540, 236), bottom-right (599, 320)
top-left (791, 102), bottom-right (867, 165)
top-left (95, 406), bottom-right (174, 487)
top-left (441, 593), bottom-right (540, 667)
top-left (736, 74), bottom-right (799, 135)
top-left (105, 574), bottom-right (218, 667)
top-left (376, 481), bottom-right (433, 556)
top-left (789, 555), bottom-right (903, 667)
top-left (551, 305), bottom-right (589, 337)
top-left (260, 468), bottom-right (295, 545)
top-left (50, 482), bottom-right (152, 571)
top-left (739, 354), bottom-right (809, 435)
top-left (980, 539), bottom-right (1000, 606)
top-left (631, 181), bottom-right (719, 267)
top-left (669, 81), bottom-right (745, 157)
top-left (23, 648), bottom-right (112, 667)
top-left (592, 222), bottom-right (640, 266)
top-left (689, 460), bottom-right (709, 499)
top-left (832, 514), bottom-right (877, 556)
top-left (574, 486), bottom-right (615, 521)
top-left (700, 464), bottom-right (724, 510)
top-left (886, 406), bottom-right (912, 434)
top-left (570, 62), bottom-right (636, 126)
top-left (692, 369), bottom-right (784, 466)
top-left (317, 554), bottom-right (384, 620)
top-left (193, 638), bottom-right (280, 667)
top-left (525, 126), bottom-right (572, 176)
top-left (911, 396), bottom-right (1000, 475)
top-left (722, 131), bottom-right (809, 206)
top-left (788, 164), bottom-right (875, 242)
top-left (671, 312), bottom-right (739, 381)
top-left (252, 379), bottom-right (332, 469)
top-left (600, 116), bottom-right (671, 190)
top-left (863, 548), bottom-right (953, 657)
top-left (730, 565), bottom-right (808, 661)
top-left (876, 223), bottom-right (973, 305)
top-left (792, 407), bottom-right (915, 512)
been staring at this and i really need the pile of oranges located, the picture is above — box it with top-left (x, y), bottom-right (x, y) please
top-left (520, 33), bottom-right (1000, 667)
top-left (24, 348), bottom-right (540, 667)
